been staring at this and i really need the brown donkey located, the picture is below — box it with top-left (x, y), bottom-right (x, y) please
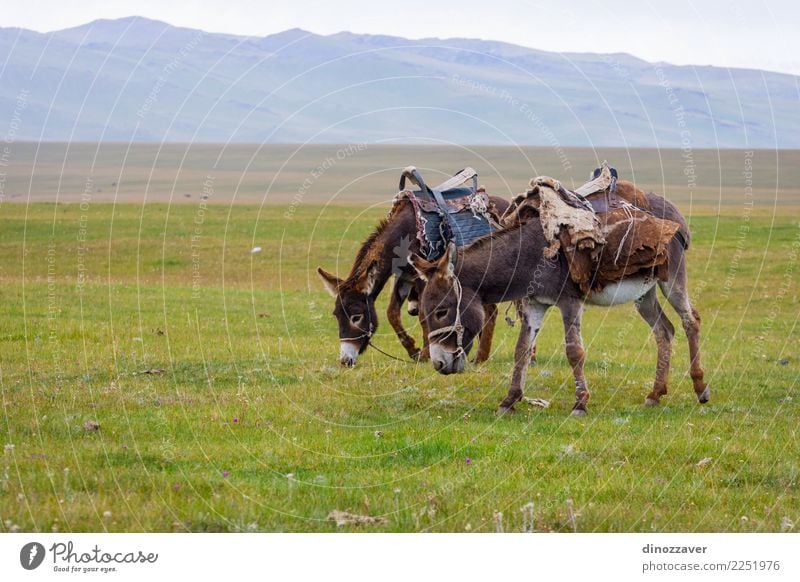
top-left (318, 195), bottom-right (509, 367)
top-left (410, 192), bottom-right (709, 415)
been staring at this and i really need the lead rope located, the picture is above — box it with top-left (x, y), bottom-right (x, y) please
top-left (367, 339), bottom-right (415, 363)
top-left (426, 274), bottom-right (466, 359)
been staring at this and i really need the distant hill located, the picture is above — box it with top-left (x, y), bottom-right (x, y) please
top-left (0, 16), bottom-right (797, 147)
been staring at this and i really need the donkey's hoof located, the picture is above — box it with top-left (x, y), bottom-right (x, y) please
top-left (644, 397), bottom-right (660, 407)
top-left (570, 408), bottom-right (587, 417)
top-left (496, 406), bottom-right (516, 417)
top-left (698, 386), bottom-right (711, 404)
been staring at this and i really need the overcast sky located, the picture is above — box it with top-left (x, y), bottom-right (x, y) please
top-left (3, 0), bottom-right (799, 76)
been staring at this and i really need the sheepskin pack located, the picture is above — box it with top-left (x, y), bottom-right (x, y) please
top-left (502, 171), bottom-right (682, 295)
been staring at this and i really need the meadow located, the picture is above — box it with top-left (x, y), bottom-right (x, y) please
top-left (0, 144), bottom-right (798, 532)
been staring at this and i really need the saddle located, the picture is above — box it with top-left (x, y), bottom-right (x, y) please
top-left (392, 166), bottom-right (501, 260)
top-left (502, 163), bottom-right (683, 295)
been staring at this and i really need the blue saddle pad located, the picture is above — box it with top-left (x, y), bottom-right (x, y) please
top-left (412, 186), bottom-right (494, 260)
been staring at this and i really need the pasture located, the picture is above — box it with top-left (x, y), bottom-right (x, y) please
top-left (0, 144), bottom-right (798, 532)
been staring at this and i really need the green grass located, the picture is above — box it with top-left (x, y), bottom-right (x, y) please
top-left (1, 201), bottom-right (798, 533)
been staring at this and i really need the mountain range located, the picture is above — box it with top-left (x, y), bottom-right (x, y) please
top-left (0, 16), bottom-right (797, 147)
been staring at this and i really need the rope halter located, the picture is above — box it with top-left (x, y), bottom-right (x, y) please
top-left (339, 330), bottom-right (372, 343)
top-left (426, 274), bottom-right (467, 360)
top-left (339, 308), bottom-right (375, 343)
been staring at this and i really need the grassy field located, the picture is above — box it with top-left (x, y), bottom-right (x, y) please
top-left (1, 145), bottom-right (799, 532)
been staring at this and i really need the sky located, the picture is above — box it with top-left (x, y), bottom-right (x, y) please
top-left (2, 0), bottom-right (799, 76)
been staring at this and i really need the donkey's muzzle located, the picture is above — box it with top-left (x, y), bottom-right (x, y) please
top-left (430, 343), bottom-right (465, 375)
top-left (339, 341), bottom-right (360, 367)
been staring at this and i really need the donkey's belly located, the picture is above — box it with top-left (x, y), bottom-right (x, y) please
top-left (586, 277), bottom-right (656, 306)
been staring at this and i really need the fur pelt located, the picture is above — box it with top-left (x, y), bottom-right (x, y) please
top-left (501, 176), bottom-right (681, 295)
top-left (590, 204), bottom-right (680, 291)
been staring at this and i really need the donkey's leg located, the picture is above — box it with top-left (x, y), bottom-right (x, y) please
top-left (498, 300), bottom-right (548, 413)
top-left (407, 280), bottom-right (421, 316)
top-left (474, 303), bottom-right (498, 364)
top-left (635, 287), bottom-right (675, 406)
top-left (509, 299), bottom-right (538, 365)
top-left (517, 300), bottom-right (539, 365)
top-left (387, 278), bottom-right (422, 360)
top-left (559, 299), bottom-right (589, 416)
top-left (414, 278), bottom-right (430, 361)
top-left (419, 311), bottom-right (431, 362)
top-left (659, 248), bottom-right (709, 403)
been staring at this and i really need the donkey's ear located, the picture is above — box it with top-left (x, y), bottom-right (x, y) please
top-left (356, 262), bottom-right (380, 295)
top-left (408, 253), bottom-right (436, 282)
top-left (317, 267), bottom-right (342, 297)
top-left (440, 242), bottom-right (458, 275)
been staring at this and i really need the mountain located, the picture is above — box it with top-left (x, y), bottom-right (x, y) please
top-left (0, 16), bottom-right (797, 147)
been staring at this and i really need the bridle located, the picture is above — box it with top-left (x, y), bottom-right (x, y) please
top-left (339, 310), bottom-right (375, 344)
top-left (337, 280), bottom-right (468, 365)
top-left (426, 273), bottom-right (467, 360)
top-left (340, 331), bottom-right (372, 343)
top-left (339, 308), bottom-right (414, 363)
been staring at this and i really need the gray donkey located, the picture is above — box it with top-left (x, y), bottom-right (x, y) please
top-left (409, 187), bottom-right (708, 416)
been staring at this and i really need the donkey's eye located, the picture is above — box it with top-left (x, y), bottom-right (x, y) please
top-left (434, 309), bottom-right (448, 320)
top-left (350, 314), bottom-right (364, 326)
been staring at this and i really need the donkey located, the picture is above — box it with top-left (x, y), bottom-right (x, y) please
top-left (318, 195), bottom-right (510, 367)
top-left (409, 191), bottom-right (709, 416)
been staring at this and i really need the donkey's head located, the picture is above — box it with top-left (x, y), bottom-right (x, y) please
top-left (410, 243), bottom-right (484, 374)
top-left (317, 264), bottom-right (380, 367)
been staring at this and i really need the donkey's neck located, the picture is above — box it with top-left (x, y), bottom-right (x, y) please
top-left (345, 203), bottom-right (416, 297)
